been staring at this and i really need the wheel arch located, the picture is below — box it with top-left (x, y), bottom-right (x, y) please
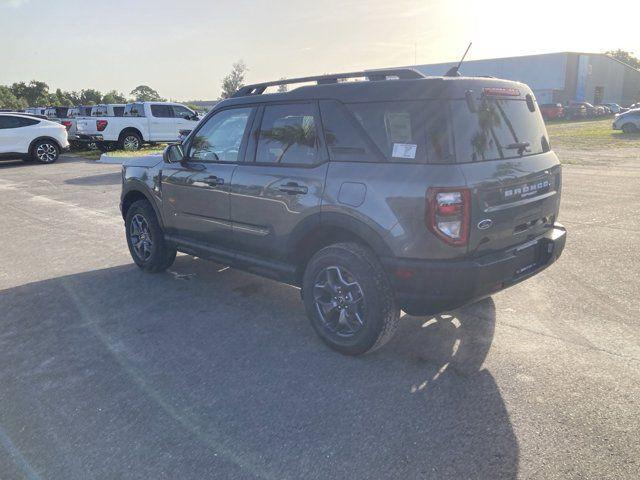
top-left (28, 136), bottom-right (63, 154)
top-left (119, 127), bottom-right (145, 142)
top-left (289, 212), bottom-right (393, 282)
top-left (121, 184), bottom-right (164, 228)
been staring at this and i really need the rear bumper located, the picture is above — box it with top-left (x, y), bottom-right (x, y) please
top-left (76, 134), bottom-right (104, 142)
top-left (382, 223), bottom-right (566, 315)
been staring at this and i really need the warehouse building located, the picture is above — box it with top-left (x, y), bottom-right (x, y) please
top-left (412, 52), bottom-right (640, 106)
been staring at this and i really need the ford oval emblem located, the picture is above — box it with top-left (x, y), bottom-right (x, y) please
top-left (477, 219), bottom-right (493, 230)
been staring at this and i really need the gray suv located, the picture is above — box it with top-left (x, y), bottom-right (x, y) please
top-left (120, 69), bottom-right (566, 355)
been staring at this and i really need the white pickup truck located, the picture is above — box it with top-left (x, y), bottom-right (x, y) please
top-left (76, 101), bottom-right (200, 151)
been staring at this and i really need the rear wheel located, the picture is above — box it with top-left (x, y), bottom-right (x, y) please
top-left (96, 142), bottom-right (118, 152)
top-left (622, 123), bottom-right (639, 134)
top-left (302, 242), bottom-right (400, 355)
top-left (31, 140), bottom-right (59, 164)
top-left (125, 200), bottom-right (176, 272)
top-left (119, 131), bottom-right (142, 151)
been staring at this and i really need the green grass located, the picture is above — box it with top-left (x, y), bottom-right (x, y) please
top-left (66, 144), bottom-right (166, 160)
top-left (546, 118), bottom-right (640, 150)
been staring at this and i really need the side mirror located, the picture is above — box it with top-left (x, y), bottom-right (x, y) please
top-left (164, 143), bottom-right (184, 163)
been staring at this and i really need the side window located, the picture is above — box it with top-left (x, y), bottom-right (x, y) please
top-left (256, 103), bottom-right (319, 165)
top-left (172, 105), bottom-right (194, 119)
top-left (151, 105), bottom-right (172, 118)
top-left (319, 100), bottom-right (373, 162)
top-left (0, 116), bottom-right (38, 129)
top-left (124, 104), bottom-right (145, 117)
top-left (347, 101), bottom-right (428, 163)
top-left (188, 107), bottom-right (253, 162)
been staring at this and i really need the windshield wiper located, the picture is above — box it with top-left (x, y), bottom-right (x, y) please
top-left (505, 142), bottom-right (530, 155)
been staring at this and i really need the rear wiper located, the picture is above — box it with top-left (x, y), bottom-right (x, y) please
top-left (505, 142), bottom-right (531, 155)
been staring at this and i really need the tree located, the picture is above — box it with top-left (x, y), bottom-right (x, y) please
top-left (219, 60), bottom-right (247, 99)
top-left (102, 90), bottom-right (127, 104)
top-left (10, 80), bottom-right (50, 106)
top-left (79, 89), bottom-right (102, 105)
top-left (605, 50), bottom-right (640, 70)
top-left (130, 85), bottom-right (164, 102)
top-left (0, 86), bottom-right (27, 110)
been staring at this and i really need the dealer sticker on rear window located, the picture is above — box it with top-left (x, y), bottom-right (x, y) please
top-left (392, 143), bottom-right (417, 159)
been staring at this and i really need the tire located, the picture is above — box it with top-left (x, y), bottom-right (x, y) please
top-left (125, 200), bottom-right (176, 273)
top-left (31, 139), bottom-right (59, 164)
top-left (302, 242), bottom-right (400, 355)
top-left (622, 123), bottom-right (639, 134)
top-left (119, 131), bottom-right (142, 151)
top-left (96, 142), bottom-right (117, 152)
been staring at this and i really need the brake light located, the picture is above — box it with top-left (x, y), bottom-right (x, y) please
top-left (96, 120), bottom-right (108, 132)
top-left (61, 120), bottom-right (72, 130)
top-left (426, 188), bottom-right (471, 246)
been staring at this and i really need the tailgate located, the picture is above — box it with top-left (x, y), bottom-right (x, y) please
top-left (76, 117), bottom-right (97, 135)
top-left (462, 152), bottom-right (561, 256)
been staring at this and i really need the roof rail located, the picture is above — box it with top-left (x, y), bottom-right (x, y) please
top-left (232, 68), bottom-right (425, 97)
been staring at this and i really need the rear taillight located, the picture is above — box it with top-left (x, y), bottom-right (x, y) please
top-left (426, 188), bottom-right (471, 246)
top-left (61, 120), bottom-right (72, 130)
top-left (96, 120), bottom-right (108, 131)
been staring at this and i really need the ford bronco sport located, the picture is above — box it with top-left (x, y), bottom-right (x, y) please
top-left (120, 68), bottom-right (566, 355)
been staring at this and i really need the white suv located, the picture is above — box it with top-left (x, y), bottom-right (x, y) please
top-left (0, 113), bottom-right (69, 164)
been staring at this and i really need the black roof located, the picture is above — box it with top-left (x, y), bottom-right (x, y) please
top-left (218, 69), bottom-right (533, 109)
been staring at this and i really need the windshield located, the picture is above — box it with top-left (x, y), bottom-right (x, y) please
top-left (450, 97), bottom-right (549, 162)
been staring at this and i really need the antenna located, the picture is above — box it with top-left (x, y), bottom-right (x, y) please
top-left (445, 42), bottom-right (472, 77)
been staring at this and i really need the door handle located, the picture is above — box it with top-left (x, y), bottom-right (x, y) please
top-left (278, 183), bottom-right (308, 195)
top-left (204, 175), bottom-right (224, 186)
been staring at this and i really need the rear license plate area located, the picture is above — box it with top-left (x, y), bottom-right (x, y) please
top-left (513, 241), bottom-right (543, 277)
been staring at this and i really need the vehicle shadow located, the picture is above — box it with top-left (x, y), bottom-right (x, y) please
top-left (0, 256), bottom-right (517, 480)
top-left (64, 172), bottom-right (121, 186)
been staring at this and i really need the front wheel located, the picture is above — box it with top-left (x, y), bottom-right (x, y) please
top-left (125, 200), bottom-right (176, 272)
top-left (622, 123), bottom-right (639, 134)
top-left (302, 242), bottom-right (400, 355)
top-left (31, 140), bottom-right (59, 164)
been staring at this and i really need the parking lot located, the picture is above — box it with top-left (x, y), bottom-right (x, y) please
top-left (0, 147), bottom-right (639, 479)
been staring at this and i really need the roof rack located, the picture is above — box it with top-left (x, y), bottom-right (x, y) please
top-left (232, 68), bottom-right (425, 97)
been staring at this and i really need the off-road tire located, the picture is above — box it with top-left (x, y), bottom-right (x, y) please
top-left (125, 200), bottom-right (176, 273)
top-left (302, 242), bottom-right (400, 355)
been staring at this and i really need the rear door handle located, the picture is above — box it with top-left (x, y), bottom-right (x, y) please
top-left (204, 175), bottom-right (224, 186)
top-left (278, 183), bottom-right (308, 195)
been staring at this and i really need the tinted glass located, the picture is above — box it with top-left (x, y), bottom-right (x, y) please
top-left (256, 103), bottom-right (318, 165)
top-left (124, 104), bottom-right (145, 117)
top-left (0, 116), bottom-right (39, 129)
top-left (347, 100), bottom-right (454, 164)
top-left (451, 97), bottom-right (547, 162)
top-left (189, 107), bottom-right (253, 162)
top-left (92, 106), bottom-right (107, 116)
top-left (320, 100), bottom-right (372, 162)
top-left (172, 105), bottom-right (194, 119)
top-left (113, 106), bottom-right (125, 117)
top-left (150, 105), bottom-right (172, 118)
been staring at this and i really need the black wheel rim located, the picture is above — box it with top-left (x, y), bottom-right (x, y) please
top-left (130, 214), bottom-right (153, 261)
top-left (313, 266), bottom-right (365, 337)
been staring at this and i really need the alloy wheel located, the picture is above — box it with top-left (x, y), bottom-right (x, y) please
top-left (130, 214), bottom-right (153, 261)
top-left (123, 135), bottom-right (140, 150)
top-left (313, 265), bottom-right (365, 337)
top-left (35, 143), bottom-right (57, 163)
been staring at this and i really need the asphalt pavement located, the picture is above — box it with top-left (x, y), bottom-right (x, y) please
top-left (0, 151), bottom-right (638, 479)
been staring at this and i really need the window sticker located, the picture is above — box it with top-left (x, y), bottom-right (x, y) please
top-left (392, 143), bottom-right (417, 159)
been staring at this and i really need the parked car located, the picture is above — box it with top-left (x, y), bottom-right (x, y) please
top-left (24, 107), bottom-right (47, 116)
top-left (603, 103), bottom-right (623, 114)
top-left (65, 105), bottom-right (96, 148)
top-left (44, 107), bottom-right (70, 121)
top-left (76, 101), bottom-right (199, 151)
top-left (120, 69), bottom-right (566, 355)
top-left (570, 101), bottom-right (597, 117)
top-left (0, 113), bottom-right (69, 163)
top-left (612, 110), bottom-right (640, 133)
top-left (540, 103), bottom-right (564, 120)
top-left (564, 103), bottom-right (587, 119)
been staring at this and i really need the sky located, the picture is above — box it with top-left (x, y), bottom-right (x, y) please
top-left (1, 0), bottom-right (639, 100)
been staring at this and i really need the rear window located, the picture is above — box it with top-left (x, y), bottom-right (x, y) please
top-left (124, 104), bottom-right (145, 117)
top-left (451, 97), bottom-right (548, 163)
top-left (113, 106), bottom-right (125, 117)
